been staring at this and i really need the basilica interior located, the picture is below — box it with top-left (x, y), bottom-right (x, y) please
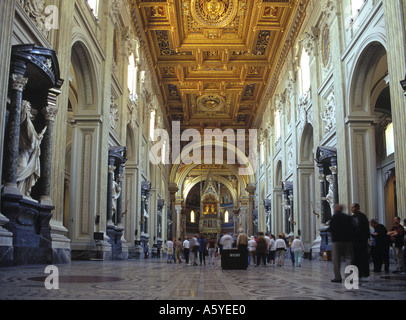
top-left (0, 0), bottom-right (406, 269)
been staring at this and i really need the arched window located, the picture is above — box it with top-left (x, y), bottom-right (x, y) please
top-left (275, 109), bottom-right (281, 139)
top-left (299, 49), bottom-right (310, 95)
top-left (150, 109), bottom-right (156, 141)
top-left (87, 0), bottom-right (99, 17)
top-left (224, 211), bottom-right (229, 223)
top-left (352, 0), bottom-right (365, 15)
top-left (190, 210), bottom-right (196, 223)
top-left (385, 123), bottom-right (395, 157)
top-left (128, 54), bottom-right (138, 101)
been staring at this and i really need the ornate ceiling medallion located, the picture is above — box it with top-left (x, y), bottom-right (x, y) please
top-left (191, 0), bottom-right (239, 29)
top-left (197, 94), bottom-right (226, 112)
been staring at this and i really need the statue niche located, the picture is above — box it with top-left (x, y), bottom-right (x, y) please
top-left (17, 100), bottom-right (47, 199)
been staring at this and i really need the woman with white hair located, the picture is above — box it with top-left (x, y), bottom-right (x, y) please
top-left (275, 234), bottom-right (287, 266)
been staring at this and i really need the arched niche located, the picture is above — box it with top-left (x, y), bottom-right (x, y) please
top-left (300, 123), bottom-right (314, 164)
top-left (348, 41), bottom-right (387, 114)
top-left (274, 160), bottom-right (282, 187)
top-left (70, 40), bottom-right (99, 112)
top-left (126, 124), bottom-right (136, 163)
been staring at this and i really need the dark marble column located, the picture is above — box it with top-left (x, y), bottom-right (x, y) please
top-left (39, 90), bottom-right (61, 206)
top-left (3, 69), bottom-right (28, 196)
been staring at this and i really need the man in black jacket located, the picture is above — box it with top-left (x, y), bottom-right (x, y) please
top-left (370, 219), bottom-right (390, 273)
top-left (330, 204), bottom-right (353, 283)
top-left (351, 203), bottom-right (371, 281)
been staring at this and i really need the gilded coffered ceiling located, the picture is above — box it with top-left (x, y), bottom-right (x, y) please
top-left (129, 0), bottom-right (309, 131)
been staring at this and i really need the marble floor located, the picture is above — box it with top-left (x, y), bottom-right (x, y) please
top-left (0, 256), bottom-right (405, 301)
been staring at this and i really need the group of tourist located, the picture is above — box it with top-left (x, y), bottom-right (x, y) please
top-left (166, 234), bottom-right (217, 266)
top-left (239, 232), bottom-right (305, 268)
top-left (329, 203), bottom-right (406, 283)
top-left (164, 203), bottom-right (406, 282)
top-left (165, 231), bottom-right (306, 268)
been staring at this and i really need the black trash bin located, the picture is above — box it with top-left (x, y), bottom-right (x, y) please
top-left (221, 249), bottom-right (248, 270)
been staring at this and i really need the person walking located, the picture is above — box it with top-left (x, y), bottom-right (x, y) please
top-left (166, 238), bottom-right (174, 263)
top-left (174, 237), bottom-right (182, 264)
top-left (269, 234), bottom-right (276, 265)
top-left (256, 232), bottom-right (267, 267)
top-left (329, 204), bottom-right (353, 283)
top-left (350, 203), bottom-right (371, 281)
top-left (275, 234), bottom-right (287, 267)
top-left (207, 237), bottom-right (216, 266)
top-left (288, 236), bottom-right (295, 266)
top-left (248, 236), bottom-right (257, 266)
top-left (264, 233), bottom-right (271, 263)
top-left (291, 236), bottom-right (305, 267)
top-left (237, 233), bottom-right (249, 267)
top-left (387, 216), bottom-right (405, 273)
top-left (198, 233), bottom-right (207, 266)
top-left (189, 234), bottom-right (199, 266)
top-left (182, 237), bottom-right (190, 264)
top-left (369, 219), bottom-right (390, 273)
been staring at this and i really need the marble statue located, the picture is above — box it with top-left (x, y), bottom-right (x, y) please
top-left (111, 173), bottom-right (121, 217)
top-left (17, 100), bottom-right (47, 198)
top-left (325, 174), bottom-right (334, 215)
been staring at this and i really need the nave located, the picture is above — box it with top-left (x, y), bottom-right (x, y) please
top-left (0, 258), bottom-right (405, 301)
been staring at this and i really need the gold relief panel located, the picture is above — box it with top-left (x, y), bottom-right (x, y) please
top-left (150, 6), bottom-right (166, 18)
top-left (197, 94), bottom-right (226, 112)
top-left (263, 6), bottom-right (278, 18)
top-left (190, 0), bottom-right (239, 28)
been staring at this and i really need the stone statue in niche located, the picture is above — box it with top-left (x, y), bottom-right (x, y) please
top-left (324, 174), bottom-right (334, 216)
top-left (17, 100), bottom-right (47, 199)
top-left (111, 172), bottom-right (121, 218)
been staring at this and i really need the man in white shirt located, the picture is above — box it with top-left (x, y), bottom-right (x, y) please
top-left (220, 233), bottom-right (233, 250)
top-left (182, 237), bottom-right (190, 264)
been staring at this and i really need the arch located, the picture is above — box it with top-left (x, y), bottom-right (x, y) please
top-left (182, 174), bottom-right (239, 208)
top-left (169, 139), bottom-right (256, 186)
top-left (300, 123), bottom-right (314, 164)
top-left (174, 162), bottom-right (248, 198)
top-left (347, 40), bottom-right (387, 114)
top-left (70, 39), bottom-right (99, 110)
top-left (126, 124), bottom-right (136, 163)
top-left (346, 37), bottom-right (392, 221)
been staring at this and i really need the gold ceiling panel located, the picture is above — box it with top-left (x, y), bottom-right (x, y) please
top-left (131, 0), bottom-right (308, 131)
